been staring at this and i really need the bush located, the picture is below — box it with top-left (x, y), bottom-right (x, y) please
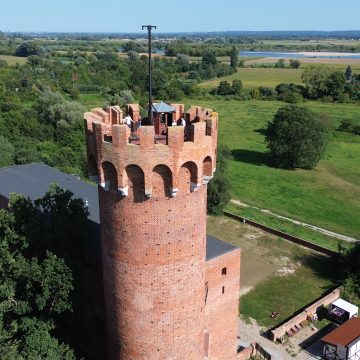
top-left (289, 59), bottom-right (301, 69)
top-left (338, 118), bottom-right (360, 135)
top-left (266, 105), bottom-right (329, 169)
top-left (282, 91), bottom-right (303, 104)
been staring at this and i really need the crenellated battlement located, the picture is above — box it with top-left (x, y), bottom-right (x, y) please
top-left (84, 103), bottom-right (218, 199)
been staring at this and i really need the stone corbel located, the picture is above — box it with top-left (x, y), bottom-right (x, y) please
top-left (169, 187), bottom-right (178, 197)
top-left (190, 182), bottom-right (201, 192)
top-left (118, 186), bottom-right (128, 197)
top-left (203, 176), bottom-right (213, 185)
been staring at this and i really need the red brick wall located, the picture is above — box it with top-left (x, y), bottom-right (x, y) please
top-left (99, 180), bottom-right (208, 359)
top-left (205, 249), bottom-right (241, 360)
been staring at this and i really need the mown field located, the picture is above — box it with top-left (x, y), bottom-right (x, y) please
top-left (0, 55), bottom-right (27, 66)
top-left (199, 67), bottom-right (303, 90)
top-left (187, 99), bottom-right (360, 238)
top-left (199, 62), bottom-right (360, 91)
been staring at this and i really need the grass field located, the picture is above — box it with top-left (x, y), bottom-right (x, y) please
top-left (187, 99), bottom-right (360, 238)
top-left (207, 216), bottom-right (336, 327)
top-left (199, 67), bottom-right (303, 90)
top-left (79, 93), bottom-right (107, 109)
top-left (199, 62), bottom-right (360, 91)
top-left (0, 55), bottom-right (27, 66)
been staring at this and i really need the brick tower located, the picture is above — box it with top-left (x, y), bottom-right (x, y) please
top-left (84, 104), bottom-right (218, 359)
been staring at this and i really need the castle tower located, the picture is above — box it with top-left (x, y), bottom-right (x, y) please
top-left (84, 104), bottom-right (218, 359)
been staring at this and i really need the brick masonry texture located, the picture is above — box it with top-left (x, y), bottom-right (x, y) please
top-left (205, 250), bottom-right (241, 359)
top-left (85, 103), bottom-right (240, 359)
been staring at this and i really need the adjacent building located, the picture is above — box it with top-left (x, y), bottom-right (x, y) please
top-left (322, 317), bottom-right (360, 360)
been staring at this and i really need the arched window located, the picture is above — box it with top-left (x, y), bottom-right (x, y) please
top-left (102, 161), bottom-right (118, 190)
top-left (203, 156), bottom-right (212, 178)
top-left (126, 165), bottom-right (145, 203)
top-left (178, 161), bottom-right (198, 194)
top-left (152, 165), bottom-right (172, 198)
top-left (88, 154), bottom-right (97, 177)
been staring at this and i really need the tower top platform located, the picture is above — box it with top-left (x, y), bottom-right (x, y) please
top-left (84, 102), bottom-right (218, 198)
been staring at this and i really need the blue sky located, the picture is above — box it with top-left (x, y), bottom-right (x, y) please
top-left (2, 0), bottom-right (360, 33)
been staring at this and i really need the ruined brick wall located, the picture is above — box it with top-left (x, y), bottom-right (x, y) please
top-left (205, 249), bottom-right (241, 360)
top-left (85, 104), bottom-right (218, 359)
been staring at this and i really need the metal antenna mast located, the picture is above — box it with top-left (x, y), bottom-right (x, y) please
top-left (142, 25), bottom-right (157, 125)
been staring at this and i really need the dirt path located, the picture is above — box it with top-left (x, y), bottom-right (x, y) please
top-left (230, 199), bottom-right (359, 243)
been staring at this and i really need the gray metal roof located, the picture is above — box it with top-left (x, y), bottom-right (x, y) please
top-left (152, 102), bottom-right (175, 113)
top-left (0, 163), bottom-right (238, 261)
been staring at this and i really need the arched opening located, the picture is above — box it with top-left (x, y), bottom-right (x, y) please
top-left (203, 156), bottom-right (212, 178)
top-left (126, 165), bottom-right (145, 203)
top-left (102, 161), bottom-right (118, 190)
top-left (178, 161), bottom-right (198, 194)
top-left (152, 165), bottom-right (172, 198)
top-left (88, 154), bottom-right (97, 177)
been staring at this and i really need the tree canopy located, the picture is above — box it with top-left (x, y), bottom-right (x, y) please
top-left (207, 145), bottom-right (231, 215)
top-left (0, 185), bottom-right (97, 359)
top-left (15, 42), bottom-right (42, 57)
top-left (265, 105), bottom-right (329, 169)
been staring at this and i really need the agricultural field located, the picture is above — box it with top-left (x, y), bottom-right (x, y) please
top-left (188, 99), bottom-right (360, 238)
top-left (199, 59), bottom-right (360, 91)
top-left (0, 55), bottom-right (27, 66)
top-left (246, 57), bottom-right (360, 68)
top-left (199, 67), bottom-right (303, 91)
top-left (207, 216), bottom-right (336, 327)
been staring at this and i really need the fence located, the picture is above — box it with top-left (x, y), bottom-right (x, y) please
top-left (223, 211), bottom-right (337, 256)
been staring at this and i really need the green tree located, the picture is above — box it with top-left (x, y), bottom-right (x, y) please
top-left (0, 184), bottom-right (98, 358)
top-left (207, 145), bottom-right (231, 215)
top-left (231, 79), bottom-right (243, 96)
top-left (337, 242), bottom-right (360, 306)
top-left (217, 80), bottom-right (232, 96)
top-left (229, 46), bottom-right (238, 69)
top-left (301, 65), bottom-right (331, 99)
top-left (15, 42), bottom-right (41, 57)
top-left (0, 193), bottom-right (76, 358)
top-left (202, 49), bottom-right (217, 66)
top-left (265, 105), bottom-right (329, 169)
top-left (325, 71), bottom-right (346, 99)
top-left (289, 59), bottom-right (301, 69)
top-left (0, 136), bottom-right (15, 168)
top-left (345, 65), bottom-right (352, 81)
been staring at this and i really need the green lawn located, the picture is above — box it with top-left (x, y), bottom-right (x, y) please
top-left (188, 99), bottom-right (360, 238)
top-left (0, 55), bottom-right (27, 66)
top-left (79, 93), bottom-right (107, 109)
top-left (241, 261), bottom-right (335, 328)
top-left (226, 203), bottom-right (349, 252)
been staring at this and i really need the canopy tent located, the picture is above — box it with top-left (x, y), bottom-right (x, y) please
top-left (329, 298), bottom-right (358, 324)
top-left (331, 299), bottom-right (358, 318)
